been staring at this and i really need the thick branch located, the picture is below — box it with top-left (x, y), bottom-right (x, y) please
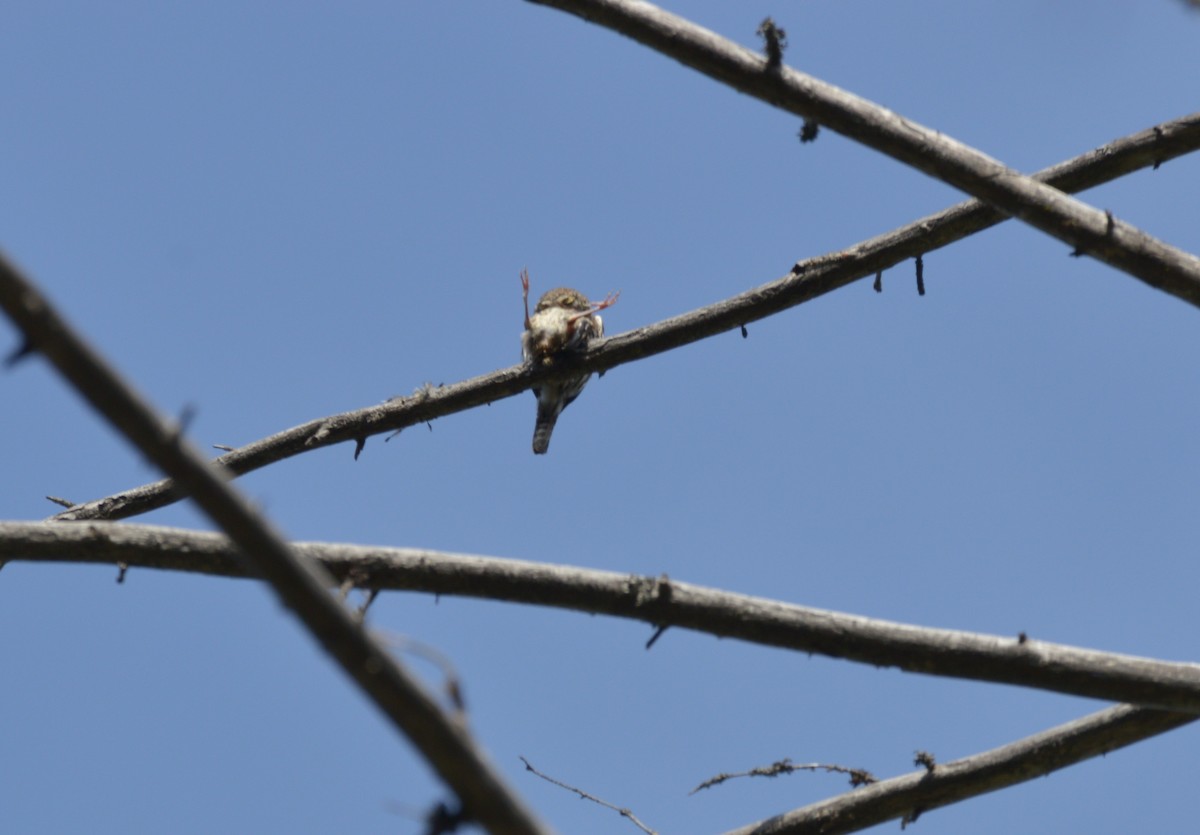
top-left (8, 521), bottom-right (1200, 713)
top-left (528, 0), bottom-right (1200, 306)
top-left (719, 704), bottom-right (1195, 835)
top-left (0, 258), bottom-right (552, 835)
top-left (48, 113), bottom-right (1200, 523)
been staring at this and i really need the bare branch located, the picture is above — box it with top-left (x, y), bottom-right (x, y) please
top-left (45, 113), bottom-right (1200, 523)
top-left (718, 704), bottom-right (1195, 835)
top-left (520, 757), bottom-right (657, 835)
top-left (0, 258), bottom-right (552, 835)
top-left (691, 759), bottom-right (876, 795)
top-left (528, 0), bottom-right (1200, 305)
top-left (8, 521), bottom-right (1200, 713)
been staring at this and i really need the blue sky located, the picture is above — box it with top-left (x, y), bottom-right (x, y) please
top-left (2, 2), bottom-right (1198, 833)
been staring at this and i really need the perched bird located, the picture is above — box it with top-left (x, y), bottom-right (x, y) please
top-left (520, 269), bottom-right (619, 454)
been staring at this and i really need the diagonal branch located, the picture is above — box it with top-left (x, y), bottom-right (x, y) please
top-left (527, 0), bottom-right (1200, 306)
top-left (521, 757), bottom-right (658, 835)
top-left (8, 521), bottom-right (1200, 714)
top-left (718, 703), bottom-right (1195, 835)
top-left (0, 257), bottom-right (553, 835)
top-left (48, 112), bottom-right (1200, 523)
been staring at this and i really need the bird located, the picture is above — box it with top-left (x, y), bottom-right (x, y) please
top-left (520, 268), bottom-right (619, 454)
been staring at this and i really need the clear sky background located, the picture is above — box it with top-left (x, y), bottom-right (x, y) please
top-left (2, 2), bottom-right (1198, 833)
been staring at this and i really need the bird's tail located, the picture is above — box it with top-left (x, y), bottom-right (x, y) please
top-left (532, 400), bottom-right (562, 455)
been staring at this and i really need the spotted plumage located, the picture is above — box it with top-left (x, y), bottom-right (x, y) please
top-left (520, 269), bottom-right (619, 454)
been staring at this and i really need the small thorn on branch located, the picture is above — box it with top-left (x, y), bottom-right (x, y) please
top-left (171, 403), bottom-right (198, 442)
top-left (873, 271), bottom-right (883, 293)
top-left (915, 254), bottom-right (926, 296)
top-left (5, 337), bottom-right (36, 367)
top-left (116, 562), bottom-right (129, 584)
top-left (355, 588), bottom-right (380, 622)
top-left (45, 495), bottom-right (75, 509)
top-left (353, 436), bottom-right (366, 460)
top-left (212, 444), bottom-right (235, 452)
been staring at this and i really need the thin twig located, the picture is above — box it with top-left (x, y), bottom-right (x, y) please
top-left (0, 256), bottom-right (552, 835)
top-left (529, 0), bottom-right (1200, 306)
top-left (520, 757), bottom-right (657, 834)
top-left (377, 632), bottom-right (469, 716)
top-left (8, 521), bottom-right (1200, 714)
top-left (691, 759), bottom-right (876, 795)
top-left (43, 113), bottom-right (1200, 524)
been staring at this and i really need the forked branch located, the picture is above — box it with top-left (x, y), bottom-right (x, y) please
top-left (0, 257), bottom-right (552, 835)
top-left (528, 0), bottom-right (1200, 306)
